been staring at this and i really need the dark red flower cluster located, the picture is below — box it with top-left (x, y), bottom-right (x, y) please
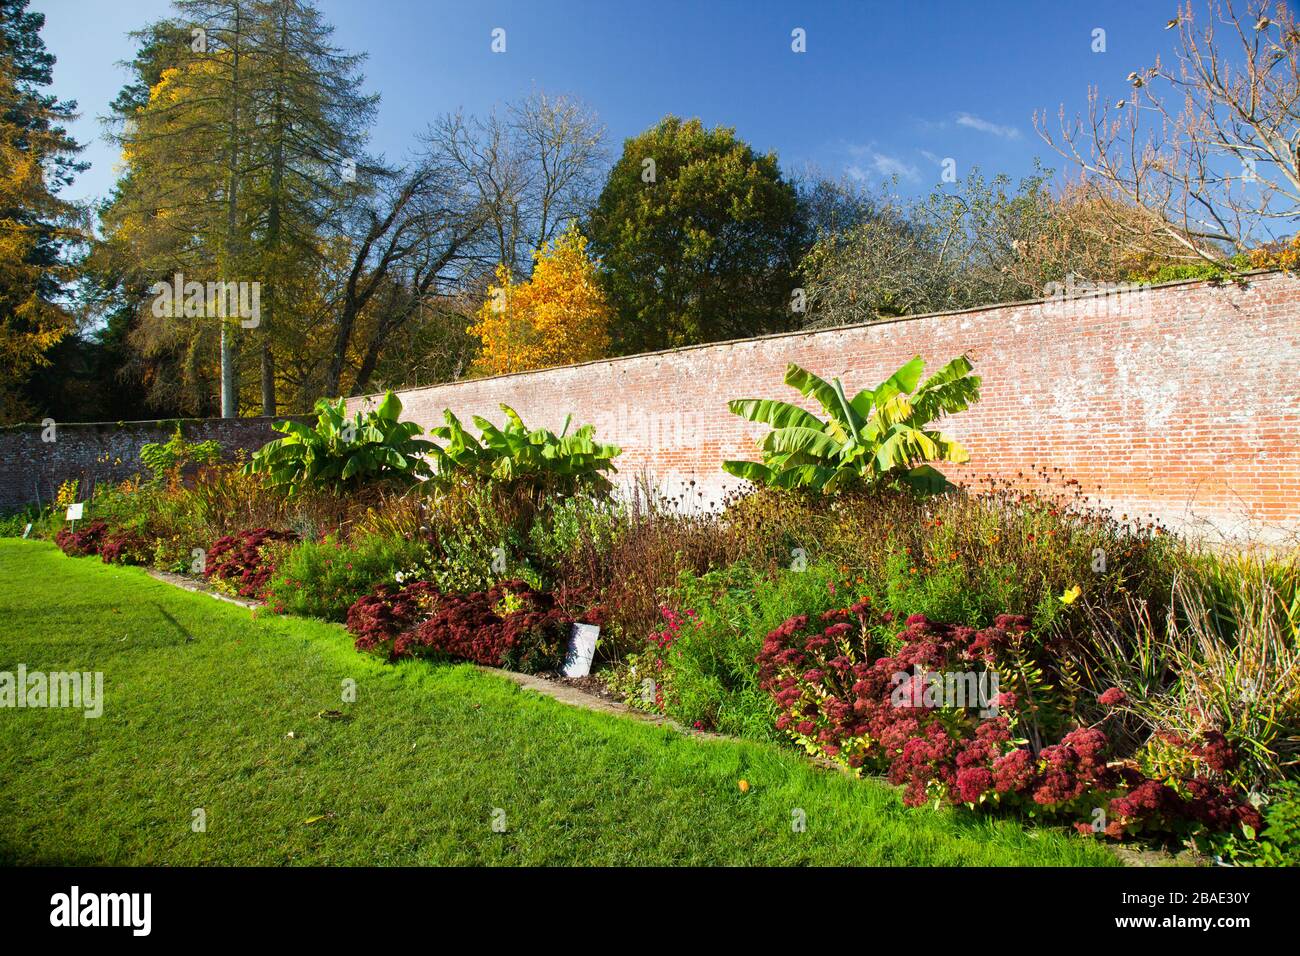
top-left (55, 519), bottom-right (148, 565)
top-left (1104, 775), bottom-right (1263, 837)
top-left (55, 520), bottom-right (108, 557)
top-left (757, 601), bottom-right (1263, 838)
top-left (1191, 730), bottom-right (1239, 773)
top-left (991, 747), bottom-right (1035, 794)
top-left (99, 528), bottom-right (148, 565)
top-left (1098, 687), bottom-right (1127, 707)
top-left (204, 528), bottom-right (299, 598)
top-left (1031, 727), bottom-right (1117, 805)
top-left (757, 603), bottom-right (1023, 806)
top-left (347, 579), bottom-right (580, 673)
top-left (345, 581), bottom-right (441, 656)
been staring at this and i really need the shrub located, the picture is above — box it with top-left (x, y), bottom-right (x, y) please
top-left (55, 520), bottom-right (108, 557)
top-left (723, 474), bottom-right (1175, 640)
top-left (756, 600), bottom-right (1263, 839)
top-left (245, 392), bottom-right (435, 496)
top-left (204, 528), bottom-right (299, 598)
top-left (0, 503), bottom-right (46, 539)
top-left (265, 534), bottom-right (430, 622)
top-left (99, 528), bottom-right (150, 565)
top-left (139, 427), bottom-right (223, 480)
top-left (649, 562), bottom-right (847, 738)
top-left (347, 578), bottom-right (583, 674)
top-left (396, 580), bottom-right (573, 672)
top-left (346, 581), bottom-right (442, 658)
top-left (526, 493), bottom-right (624, 579)
top-left (419, 479), bottom-right (538, 593)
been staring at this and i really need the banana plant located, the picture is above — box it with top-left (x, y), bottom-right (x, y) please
top-left (428, 404), bottom-right (621, 496)
top-left (244, 392), bottom-right (436, 495)
top-left (723, 354), bottom-right (980, 494)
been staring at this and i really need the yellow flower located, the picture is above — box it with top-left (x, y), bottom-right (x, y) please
top-left (1060, 585), bottom-right (1082, 605)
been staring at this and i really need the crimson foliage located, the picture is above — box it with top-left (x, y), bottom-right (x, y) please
top-left (205, 528), bottom-right (298, 598)
top-left (347, 579), bottom-right (576, 673)
top-left (346, 581), bottom-right (441, 657)
top-left (757, 602), bottom-right (1263, 839)
top-left (100, 530), bottom-right (140, 564)
top-left (55, 520), bottom-right (108, 557)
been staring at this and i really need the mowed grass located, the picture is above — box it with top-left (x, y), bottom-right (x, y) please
top-left (0, 540), bottom-right (1117, 866)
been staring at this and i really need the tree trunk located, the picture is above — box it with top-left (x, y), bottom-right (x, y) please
top-left (221, 3), bottom-right (243, 418)
top-left (260, 341), bottom-right (275, 416)
top-left (259, 1), bottom-right (290, 417)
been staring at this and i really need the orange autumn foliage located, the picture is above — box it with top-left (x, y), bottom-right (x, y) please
top-left (468, 223), bottom-right (611, 376)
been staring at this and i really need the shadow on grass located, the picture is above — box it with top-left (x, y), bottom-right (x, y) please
top-left (154, 603), bottom-right (195, 643)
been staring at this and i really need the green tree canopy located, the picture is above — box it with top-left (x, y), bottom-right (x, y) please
top-left (585, 116), bottom-right (802, 353)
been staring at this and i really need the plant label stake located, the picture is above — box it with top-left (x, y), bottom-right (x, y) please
top-left (65, 501), bottom-right (83, 532)
top-left (22, 523), bottom-right (32, 538)
top-left (562, 623), bottom-right (599, 679)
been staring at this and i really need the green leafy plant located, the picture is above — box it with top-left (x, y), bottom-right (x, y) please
top-left (244, 392), bottom-right (435, 496)
top-left (1246, 782), bottom-right (1300, 865)
top-left (139, 427), bottom-right (224, 480)
top-left (660, 561), bottom-right (848, 739)
top-left (428, 404), bottom-right (621, 496)
top-left (265, 533), bottom-right (431, 622)
top-left (723, 355), bottom-right (980, 494)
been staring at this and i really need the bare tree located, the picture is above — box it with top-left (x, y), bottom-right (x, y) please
top-left (511, 91), bottom-right (606, 256)
top-left (429, 91), bottom-right (605, 275)
top-left (1035, 0), bottom-right (1300, 264)
top-left (322, 139), bottom-right (493, 397)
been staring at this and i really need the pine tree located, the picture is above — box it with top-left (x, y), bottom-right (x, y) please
top-left (242, 0), bottom-right (377, 413)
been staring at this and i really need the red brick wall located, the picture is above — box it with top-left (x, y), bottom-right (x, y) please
top-left (353, 271), bottom-right (1300, 543)
top-left (0, 418), bottom-right (290, 512)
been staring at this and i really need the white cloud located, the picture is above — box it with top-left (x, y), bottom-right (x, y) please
top-left (845, 144), bottom-right (919, 182)
top-left (954, 112), bottom-right (1021, 140)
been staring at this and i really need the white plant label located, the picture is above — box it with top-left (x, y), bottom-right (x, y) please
top-left (562, 623), bottom-right (599, 678)
top-left (65, 502), bottom-right (84, 521)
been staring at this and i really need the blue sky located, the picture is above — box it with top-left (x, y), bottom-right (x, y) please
top-left (33, 0), bottom-right (1186, 206)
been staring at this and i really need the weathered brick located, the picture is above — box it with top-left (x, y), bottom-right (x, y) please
top-left (349, 273), bottom-right (1300, 543)
top-left (0, 418), bottom-right (291, 511)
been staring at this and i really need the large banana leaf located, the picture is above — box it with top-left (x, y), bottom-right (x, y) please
top-left (427, 403), bottom-right (621, 495)
top-left (724, 354), bottom-right (979, 496)
top-left (726, 398), bottom-right (824, 432)
top-left (244, 392), bottom-right (435, 494)
top-left (760, 426), bottom-right (845, 460)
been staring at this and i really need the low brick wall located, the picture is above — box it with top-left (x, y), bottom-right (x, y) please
top-left (0, 417), bottom-right (288, 511)
top-left (351, 271), bottom-right (1300, 543)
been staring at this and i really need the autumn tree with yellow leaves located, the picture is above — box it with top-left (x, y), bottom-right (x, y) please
top-left (468, 223), bottom-right (611, 376)
top-left (0, 0), bottom-right (86, 423)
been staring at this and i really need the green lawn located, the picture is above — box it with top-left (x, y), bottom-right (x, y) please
top-left (0, 539), bottom-right (1117, 866)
